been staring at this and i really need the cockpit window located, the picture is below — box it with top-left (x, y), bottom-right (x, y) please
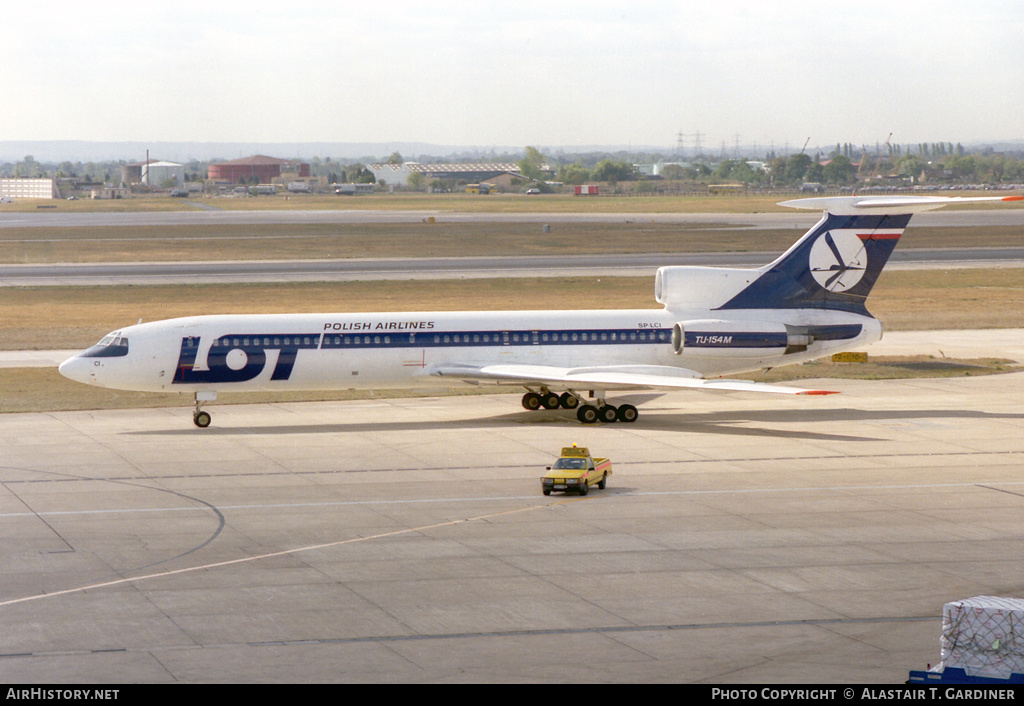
top-left (80, 332), bottom-right (130, 358)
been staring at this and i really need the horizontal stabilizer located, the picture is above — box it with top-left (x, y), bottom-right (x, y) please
top-left (780, 194), bottom-right (1024, 215)
top-left (431, 362), bottom-right (837, 395)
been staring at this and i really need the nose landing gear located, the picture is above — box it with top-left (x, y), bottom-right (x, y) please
top-left (193, 391), bottom-right (217, 428)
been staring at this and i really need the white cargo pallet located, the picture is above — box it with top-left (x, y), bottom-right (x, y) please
top-left (938, 596), bottom-right (1024, 680)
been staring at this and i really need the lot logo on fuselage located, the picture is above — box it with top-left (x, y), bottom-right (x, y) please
top-left (809, 230), bottom-right (867, 292)
top-left (173, 334), bottom-right (317, 384)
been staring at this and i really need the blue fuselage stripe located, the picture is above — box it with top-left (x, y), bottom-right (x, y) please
top-left (320, 328), bottom-right (672, 349)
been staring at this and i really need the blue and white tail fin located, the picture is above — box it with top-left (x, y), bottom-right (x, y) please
top-left (718, 195), bottom-right (1023, 315)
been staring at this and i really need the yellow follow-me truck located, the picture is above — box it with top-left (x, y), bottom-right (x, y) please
top-left (541, 445), bottom-right (612, 496)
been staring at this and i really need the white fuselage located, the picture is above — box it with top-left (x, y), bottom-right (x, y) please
top-left (58, 305), bottom-right (880, 395)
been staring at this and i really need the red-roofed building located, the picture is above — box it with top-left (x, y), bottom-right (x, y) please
top-left (208, 155), bottom-right (311, 183)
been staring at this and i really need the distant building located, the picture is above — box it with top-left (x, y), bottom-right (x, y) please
top-left (121, 161), bottom-right (146, 185)
top-left (90, 186), bottom-right (130, 200)
top-left (149, 161), bottom-right (186, 188)
top-left (0, 178), bottom-right (57, 199)
top-left (122, 160), bottom-right (186, 188)
top-left (208, 155), bottom-right (311, 184)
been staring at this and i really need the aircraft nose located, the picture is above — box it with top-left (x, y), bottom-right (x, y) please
top-left (58, 354), bottom-right (95, 385)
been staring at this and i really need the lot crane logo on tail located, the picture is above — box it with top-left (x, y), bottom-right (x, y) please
top-left (809, 230), bottom-right (868, 292)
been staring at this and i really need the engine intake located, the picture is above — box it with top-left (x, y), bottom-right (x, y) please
top-left (655, 266), bottom-right (758, 310)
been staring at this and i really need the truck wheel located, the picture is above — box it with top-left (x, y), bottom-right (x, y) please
top-left (598, 474), bottom-right (607, 489)
top-left (578, 480), bottom-right (589, 496)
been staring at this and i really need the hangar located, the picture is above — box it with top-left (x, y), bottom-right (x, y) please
top-left (208, 155), bottom-right (311, 184)
top-left (369, 162), bottom-right (544, 187)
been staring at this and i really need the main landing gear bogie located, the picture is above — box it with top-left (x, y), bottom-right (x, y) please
top-left (575, 403), bottom-right (638, 424)
top-left (521, 391), bottom-right (637, 424)
top-left (522, 391), bottom-right (578, 412)
top-left (522, 391), bottom-right (563, 411)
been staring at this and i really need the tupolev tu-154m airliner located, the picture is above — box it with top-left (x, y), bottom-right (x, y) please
top-left (59, 195), bottom-right (1022, 428)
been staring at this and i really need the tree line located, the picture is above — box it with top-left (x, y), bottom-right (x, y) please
top-left (547, 146), bottom-right (1024, 188)
top-left (5, 141), bottom-right (1024, 189)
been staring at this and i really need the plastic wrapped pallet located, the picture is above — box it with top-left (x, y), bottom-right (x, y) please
top-left (938, 596), bottom-right (1024, 679)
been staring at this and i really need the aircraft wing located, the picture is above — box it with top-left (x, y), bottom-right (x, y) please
top-left (430, 363), bottom-right (837, 395)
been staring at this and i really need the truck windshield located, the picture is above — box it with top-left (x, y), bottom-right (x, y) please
top-left (552, 458), bottom-right (586, 470)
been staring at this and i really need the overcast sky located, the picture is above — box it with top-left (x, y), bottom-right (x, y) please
top-left (4, 1), bottom-right (1022, 153)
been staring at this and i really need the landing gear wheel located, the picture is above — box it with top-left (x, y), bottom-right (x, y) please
top-left (193, 392), bottom-right (216, 429)
top-left (616, 404), bottom-right (638, 423)
top-left (577, 405), bottom-right (599, 424)
top-left (541, 392), bottom-right (561, 410)
top-left (598, 405), bottom-right (618, 423)
top-left (522, 392), bottom-right (542, 411)
top-left (559, 392), bottom-right (579, 410)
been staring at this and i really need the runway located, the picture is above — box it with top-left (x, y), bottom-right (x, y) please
top-left (3, 247), bottom-right (1024, 286)
top-left (2, 206), bottom-right (1022, 286)
top-left (1, 205), bottom-right (1022, 230)
top-left (1, 330), bottom-right (1022, 683)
